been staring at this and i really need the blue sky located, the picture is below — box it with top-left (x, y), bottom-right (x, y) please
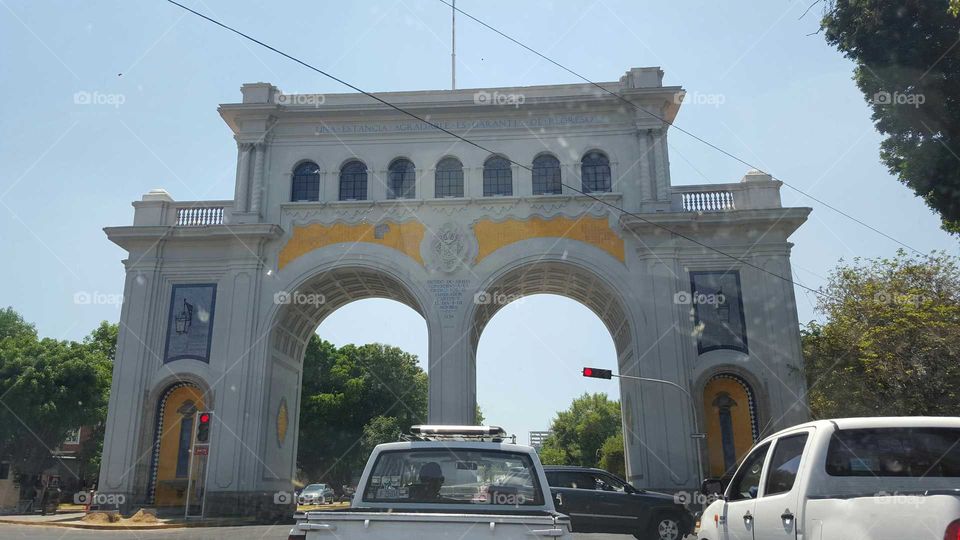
top-left (1, 0), bottom-right (956, 441)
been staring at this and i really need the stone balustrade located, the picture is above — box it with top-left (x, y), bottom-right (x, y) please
top-left (670, 170), bottom-right (783, 212)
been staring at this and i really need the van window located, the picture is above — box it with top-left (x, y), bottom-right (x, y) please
top-left (764, 433), bottom-right (808, 495)
top-left (826, 428), bottom-right (960, 477)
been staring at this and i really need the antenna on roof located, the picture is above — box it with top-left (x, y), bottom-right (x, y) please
top-left (451, 0), bottom-right (456, 90)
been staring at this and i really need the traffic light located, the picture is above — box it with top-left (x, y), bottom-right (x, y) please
top-left (582, 367), bottom-right (613, 379)
top-left (196, 411), bottom-right (211, 443)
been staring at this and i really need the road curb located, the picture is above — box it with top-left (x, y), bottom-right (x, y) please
top-left (0, 517), bottom-right (259, 530)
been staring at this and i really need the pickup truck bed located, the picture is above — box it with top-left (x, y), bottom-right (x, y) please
top-left (295, 510), bottom-right (570, 539)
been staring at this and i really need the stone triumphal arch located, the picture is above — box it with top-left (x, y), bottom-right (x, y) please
top-left (99, 67), bottom-right (810, 516)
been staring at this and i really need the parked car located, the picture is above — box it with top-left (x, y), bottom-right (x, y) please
top-left (697, 416), bottom-right (960, 540)
top-left (543, 465), bottom-right (694, 540)
top-left (288, 425), bottom-right (571, 539)
top-left (298, 483), bottom-right (334, 505)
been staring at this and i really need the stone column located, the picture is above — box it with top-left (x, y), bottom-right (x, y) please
top-left (622, 255), bottom-right (698, 490)
top-left (635, 129), bottom-right (654, 201)
top-left (97, 262), bottom-right (163, 511)
top-left (426, 288), bottom-right (474, 425)
top-left (656, 127), bottom-right (672, 200)
top-left (234, 143), bottom-right (252, 213)
top-left (250, 142), bottom-right (266, 215)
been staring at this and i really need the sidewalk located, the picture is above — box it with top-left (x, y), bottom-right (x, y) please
top-left (0, 512), bottom-right (258, 530)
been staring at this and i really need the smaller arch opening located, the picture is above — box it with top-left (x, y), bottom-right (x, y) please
top-left (147, 382), bottom-right (206, 508)
top-left (702, 373), bottom-right (759, 479)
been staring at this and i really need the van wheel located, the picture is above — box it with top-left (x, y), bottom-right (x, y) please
top-left (636, 513), bottom-right (682, 540)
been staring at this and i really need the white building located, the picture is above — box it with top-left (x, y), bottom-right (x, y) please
top-left (98, 67), bottom-right (810, 516)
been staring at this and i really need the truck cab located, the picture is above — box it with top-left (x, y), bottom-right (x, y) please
top-left (289, 425), bottom-right (571, 540)
top-left (696, 417), bottom-right (960, 540)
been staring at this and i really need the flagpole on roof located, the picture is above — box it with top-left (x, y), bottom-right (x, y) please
top-left (451, 0), bottom-right (456, 90)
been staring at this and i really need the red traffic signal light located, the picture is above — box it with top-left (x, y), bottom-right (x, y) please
top-left (196, 411), bottom-right (212, 443)
top-left (582, 367), bottom-right (613, 379)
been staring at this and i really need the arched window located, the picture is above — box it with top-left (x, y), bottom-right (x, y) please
top-left (291, 161), bottom-right (321, 202)
top-left (388, 158), bottom-right (416, 199)
top-left (483, 156), bottom-right (513, 196)
top-left (339, 160), bottom-right (367, 201)
top-left (435, 157), bottom-right (464, 198)
top-left (532, 154), bottom-right (562, 195)
top-left (581, 151), bottom-right (611, 193)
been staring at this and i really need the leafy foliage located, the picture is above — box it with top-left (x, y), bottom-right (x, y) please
top-left (538, 393), bottom-right (622, 469)
top-left (297, 336), bottom-right (427, 488)
top-left (802, 250), bottom-right (960, 417)
top-left (598, 431), bottom-right (626, 478)
top-left (821, 1), bottom-right (960, 233)
top-left (0, 315), bottom-right (114, 479)
top-left (0, 306), bottom-right (36, 341)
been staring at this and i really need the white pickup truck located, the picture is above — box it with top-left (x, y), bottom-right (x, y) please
top-left (288, 425), bottom-right (572, 540)
top-left (696, 417), bottom-right (960, 540)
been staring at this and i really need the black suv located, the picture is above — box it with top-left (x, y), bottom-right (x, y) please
top-left (543, 466), bottom-right (693, 540)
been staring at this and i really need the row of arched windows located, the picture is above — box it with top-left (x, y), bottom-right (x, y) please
top-left (290, 152), bottom-right (612, 202)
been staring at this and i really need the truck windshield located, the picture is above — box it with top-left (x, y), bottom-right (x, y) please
top-left (362, 449), bottom-right (544, 506)
top-left (826, 428), bottom-right (960, 477)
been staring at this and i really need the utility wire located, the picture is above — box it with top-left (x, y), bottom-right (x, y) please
top-left (163, 0), bottom-right (833, 299)
top-left (437, 0), bottom-right (923, 256)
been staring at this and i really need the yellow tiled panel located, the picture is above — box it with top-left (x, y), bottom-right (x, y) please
top-left (473, 216), bottom-right (624, 263)
top-left (277, 221), bottom-right (426, 270)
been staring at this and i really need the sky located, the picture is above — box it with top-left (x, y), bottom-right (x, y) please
top-left (1, 0), bottom-right (957, 442)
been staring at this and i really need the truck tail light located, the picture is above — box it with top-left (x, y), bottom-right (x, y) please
top-left (945, 519), bottom-right (960, 540)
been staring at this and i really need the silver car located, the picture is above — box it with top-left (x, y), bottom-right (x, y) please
top-left (298, 483), bottom-right (334, 505)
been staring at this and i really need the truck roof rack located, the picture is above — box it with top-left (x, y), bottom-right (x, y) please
top-left (403, 425), bottom-right (515, 443)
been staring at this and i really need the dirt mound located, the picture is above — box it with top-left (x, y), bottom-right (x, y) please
top-left (126, 509), bottom-right (158, 523)
top-left (82, 511), bottom-right (120, 523)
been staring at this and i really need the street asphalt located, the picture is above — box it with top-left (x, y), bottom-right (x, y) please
top-left (0, 523), bottom-right (699, 539)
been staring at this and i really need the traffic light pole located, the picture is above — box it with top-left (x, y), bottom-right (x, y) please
top-left (608, 373), bottom-right (705, 488)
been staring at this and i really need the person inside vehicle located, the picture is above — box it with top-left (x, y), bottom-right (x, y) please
top-left (412, 462), bottom-right (446, 502)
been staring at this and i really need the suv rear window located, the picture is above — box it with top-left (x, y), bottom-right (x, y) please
top-left (826, 428), bottom-right (960, 477)
top-left (362, 449), bottom-right (544, 506)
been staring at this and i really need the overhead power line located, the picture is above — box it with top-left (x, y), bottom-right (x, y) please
top-left (436, 0), bottom-right (923, 256)
top-left (163, 0), bottom-right (833, 300)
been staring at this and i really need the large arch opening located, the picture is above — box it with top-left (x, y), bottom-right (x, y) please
top-left (269, 266), bottom-right (426, 365)
top-left (263, 266), bottom-right (429, 497)
top-left (476, 294), bottom-right (618, 442)
top-left (468, 261), bottom-right (637, 476)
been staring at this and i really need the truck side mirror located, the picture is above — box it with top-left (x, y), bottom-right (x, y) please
top-left (701, 478), bottom-right (724, 497)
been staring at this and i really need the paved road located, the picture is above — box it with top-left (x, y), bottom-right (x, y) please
top-left (0, 524), bottom-right (670, 539)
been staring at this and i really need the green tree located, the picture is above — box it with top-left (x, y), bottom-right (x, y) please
top-left (598, 432), bottom-right (626, 478)
top-left (538, 393), bottom-right (621, 468)
top-left (0, 315), bottom-right (113, 480)
top-left (821, 1), bottom-right (960, 234)
top-left (360, 415), bottom-right (402, 457)
top-left (802, 250), bottom-right (960, 417)
top-left (77, 322), bottom-right (118, 481)
top-left (0, 306), bottom-right (36, 341)
top-left (297, 337), bottom-right (428, 487)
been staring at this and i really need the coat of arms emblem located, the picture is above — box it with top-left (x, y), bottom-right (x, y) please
top-left (426, 222), bottom-right (473, 273)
